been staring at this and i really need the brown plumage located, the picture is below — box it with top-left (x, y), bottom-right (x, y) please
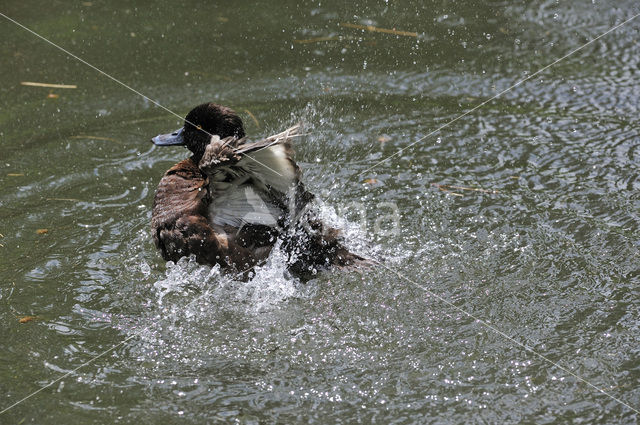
top-left (151, 158), bottom-right (271, 271)
top-left (151, 102), bottom-right (367, 277)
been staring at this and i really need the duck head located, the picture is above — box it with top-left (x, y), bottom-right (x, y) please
top-left (152, 102), bottom-right (245, 160)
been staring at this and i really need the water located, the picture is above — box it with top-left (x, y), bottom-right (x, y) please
top-left (1, 0), bottom-right (639, 423)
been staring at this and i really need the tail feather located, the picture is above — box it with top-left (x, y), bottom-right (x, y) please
top-left (283, 218), bottom-right (376, 278)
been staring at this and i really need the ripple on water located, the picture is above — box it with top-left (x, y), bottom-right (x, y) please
top-left (2, 2), bottom-right (640, 420)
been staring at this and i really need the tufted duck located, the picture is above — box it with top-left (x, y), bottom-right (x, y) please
top-left (151, 102), bottom-right (366, 277)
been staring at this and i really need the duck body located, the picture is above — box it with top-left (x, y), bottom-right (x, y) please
top-left (151, 103), bottom-right (364, 276)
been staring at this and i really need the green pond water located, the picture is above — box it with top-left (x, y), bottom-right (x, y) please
top-left (1, 0), bottom-right (639, 423)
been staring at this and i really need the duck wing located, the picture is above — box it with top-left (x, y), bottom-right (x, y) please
top-left (200, 124), bottom-right (312, 223)
top-left (199, 124), bottom-right (303, 194)
top-left (233, 124), bottom-right (302, 154)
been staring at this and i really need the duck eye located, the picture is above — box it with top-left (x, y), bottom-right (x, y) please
top-left (196, 125), bottom-right (202, 130)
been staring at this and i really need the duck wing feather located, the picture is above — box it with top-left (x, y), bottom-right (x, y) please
top-left (151, 158), bottom-right (267, 270)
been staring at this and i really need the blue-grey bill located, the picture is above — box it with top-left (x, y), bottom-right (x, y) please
top-left (152, 127), bottom-right (185, 146)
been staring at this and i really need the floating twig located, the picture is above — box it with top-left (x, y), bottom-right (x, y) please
top-left (244, 109), bottom-right (260, 128)
top-left (432, 183), bottom-right (499, 194)
top-left (7, 173), bottom-right (24, 177)
top-left (436, 187), bottom-right (464, 197)
top-left (340, 23), bottom-right (418, 37)
top-left (70, 135), bottom-right (119, 142)
top-left (46, 197), bottom-right (81, 202)
top-left (294, 36), bottom-right (340, 44)
top-left (21, 81), bottom-right (77, 89)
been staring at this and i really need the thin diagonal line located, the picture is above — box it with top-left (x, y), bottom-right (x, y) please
top-left (358, 12), bottom-right (640, 177)
top-left (2, 5), bottom-right (637, 419)
top-left (0, 12), bottom-right (184, 124)
top-left (0, 334), bottom-right (136, 415)
top-left (378, 262), bottom-right (640, 415)
top-left (0, 11), bottom-right (284, 177)
top-left (0, 288), bottom-right (215, 415)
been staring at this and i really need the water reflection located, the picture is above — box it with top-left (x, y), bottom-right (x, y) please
top-left (1, 0), bottom-right (639, 423)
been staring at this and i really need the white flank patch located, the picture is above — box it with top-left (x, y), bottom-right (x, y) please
top-left (209, 185), bottom-right (281, 227)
